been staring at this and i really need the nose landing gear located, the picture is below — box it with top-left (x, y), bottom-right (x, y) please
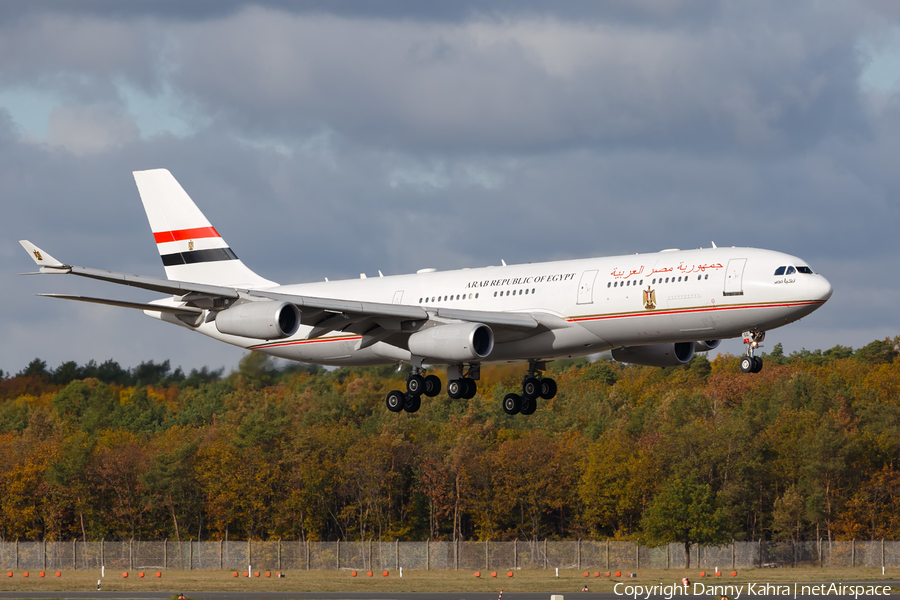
top-left (740, 330), bottom-right (765, 374)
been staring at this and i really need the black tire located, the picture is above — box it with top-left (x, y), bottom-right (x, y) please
top-left (752, 356), bottom-right (763, 373)
top-left (424, 374), bottom-right (442, 397)
top-left (403, 393), bottom-right (421, 413)
top-left (447, 379), bottom-right (463, 399)
top-left (520, 395), bottom-right (537, 415)
top-left (522, 377), bottom-right (541, 399)
top-left (539, 378), bottom-right (557, 400)
top-left (503, 393), bottom-right (521, 415)
top-left (740, 356), bottom-right (755, 373)
top-left (407, 374), bottom-right (425, 395)
top-left (386, 390), bottom-right (405, 412)
top-left (462, 378), bottom-right (477, 399)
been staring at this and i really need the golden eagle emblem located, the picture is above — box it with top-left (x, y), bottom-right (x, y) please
top-left (32, 250), bottom-right (43, 261)
top-left (643, 286), bottom-right (656, 310)
top-left (188, 240), bottom-right (194, 251)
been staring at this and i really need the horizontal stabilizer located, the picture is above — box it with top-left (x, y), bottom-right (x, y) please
top-left (38, 294), bottom-right (204, 315)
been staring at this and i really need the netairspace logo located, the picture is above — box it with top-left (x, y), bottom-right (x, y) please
top-left (613, 582), bottom-right (893, 599)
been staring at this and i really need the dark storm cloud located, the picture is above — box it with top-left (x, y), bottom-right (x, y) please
top-left (1, 1), bottom-right (897, 375)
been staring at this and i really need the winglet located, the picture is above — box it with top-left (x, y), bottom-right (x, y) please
top-left (19, 240), bottom-right (68, 269)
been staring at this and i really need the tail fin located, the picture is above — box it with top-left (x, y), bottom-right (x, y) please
top-left (133, 169), bottom-right (276, 288)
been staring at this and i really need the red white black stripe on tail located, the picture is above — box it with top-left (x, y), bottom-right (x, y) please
top-left (133, 169), bottom-right (276, 289)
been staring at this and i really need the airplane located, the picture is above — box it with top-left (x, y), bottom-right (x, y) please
top-left (20, 169), bottom-right (833, 415)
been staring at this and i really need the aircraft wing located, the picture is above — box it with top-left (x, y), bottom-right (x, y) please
top-left (20, 241), bottom-right (550, 343)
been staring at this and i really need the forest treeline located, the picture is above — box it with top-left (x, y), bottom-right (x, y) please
top-left (0, 338), bottom-right (898, 545)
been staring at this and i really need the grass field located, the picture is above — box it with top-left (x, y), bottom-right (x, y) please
top-left (0, 568), bottom-right (898, 594)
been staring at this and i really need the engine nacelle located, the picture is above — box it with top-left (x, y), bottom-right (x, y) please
top-left (694, 339), bottom-right (721, 352)
top-left (407, 322), bottom-right (494, 362)
top-left (612, 342), bottom-right (695, 367)
top-left (215, 301), bottom-right (300, 340)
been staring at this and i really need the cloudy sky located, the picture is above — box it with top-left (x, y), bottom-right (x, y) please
top-left (2, 1), bottom-right (899, 376)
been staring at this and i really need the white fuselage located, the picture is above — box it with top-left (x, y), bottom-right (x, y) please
top-left (151, 246), bottom-right (832, 366)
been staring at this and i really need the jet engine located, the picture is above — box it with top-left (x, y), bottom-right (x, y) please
top-left (215, 301), bottom-right (300, 340)
top-left (694, 340), bottom-right (721, 352)
top-left (612, 342), bottom-right (695, 367)
top-left (407, 322), bottom-right (494, 361)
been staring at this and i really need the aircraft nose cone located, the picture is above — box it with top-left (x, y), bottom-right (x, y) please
top-left (810, 275), bottom-right (833, 303)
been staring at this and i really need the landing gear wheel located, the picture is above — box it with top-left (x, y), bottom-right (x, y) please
top-left (447, 379), bottom-right (463, 400)
top-left (751, 356), bottom-right (763, 373)
top-left (386, 390), bottom-right (405, 412)
top-left (503, 393), bottom-right (522, 415)
top-left (462, 378), bottom-right (477, 399)
top-left (539, 378), bottom-right (557, 400)
top-left (519, 395), bottom-right (537, 415)
top-left (406, 374), bottom-right (425, 395)
top-left (522, 377), bottom-right (541, 399)
top-left (740, 356), bottom-right (755, 374)
top-left (423, 374), bottom-right (442, 397)
top-left (403, 393), bottom-right (421, 413)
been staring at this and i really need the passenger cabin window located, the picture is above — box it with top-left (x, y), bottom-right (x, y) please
top-left (774, 266), bottom-right (786, 275)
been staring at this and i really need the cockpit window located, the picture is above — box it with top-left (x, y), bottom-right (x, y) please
top-left (785, 266), bottom-right (795, 275)
top-left (796, 266), bottom-right (813, 274)
top-left (774, 266), bottom-right (786, 276)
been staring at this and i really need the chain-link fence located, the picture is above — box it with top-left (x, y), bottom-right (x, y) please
top-left (2, 539), bottom-right (898, 571)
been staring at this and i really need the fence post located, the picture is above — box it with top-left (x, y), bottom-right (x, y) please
top-left (544, 539), bottom-right (547, 570)
top-left (219, 540), bottom-right (223, 570)
top-left (337, 540), bottom-right (340, 570)
top-left (130, 539), bottom-right (134, 571)
top-left (485, 540), bottom-right (488, 570)
top-left (43, 539), bottom-right (47, 571)
top-left (455, 538), bottom-right (458, 571)
top-left (426, 538), bottom-right (430, 571)
top-left (882, 539), bottom-right (885, 569)
top-left (278, 540), bottom-right (281, 572)
top-left (635, 542), bottom-right (638, 569)
top-left (732, 540), bottom-right (735, 570)
top-left (606, 539), bottom-right (609, 570)
top-left (818, 537), bottom-right (822, 568)
top-left (514, 539), bottom-right (517, 570)
top-left (396, 539), bottom-right (400, 571)
top-left (758, 538), bottom-right (762, 568)
top-left (306, 540), bottom-right (310, 571)
top-left (577, 539), bottom-right (581, 570)
top-left (248, 539), bottom-right (251, 571)
top-left (852, 539), bottom-right (855, 568)
top-left (189, 539), bottom-right (192, 570)
top-left (15, 539), bottom-right (18, 570)
top-left (73, 539), bottom-right (76, 570)
top-left (164, 539), bottom-right (168, 570)
top-left (666, 543), bottom-right (669, 570)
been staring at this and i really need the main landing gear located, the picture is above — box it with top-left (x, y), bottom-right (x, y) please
top-left (386, 369), bottom-right (442, 413)
top-left (502, 362), bottom-right (557, 416)
top-left (740, 330), bottom-right (765, 374)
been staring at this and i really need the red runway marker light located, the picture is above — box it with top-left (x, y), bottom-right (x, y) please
top-left (507, 571), bottom-right (513, 577)
top-left (615, 571), bottom-right (622, 577)
top-left (351, 571), bottom-right (357, 577)
top-left (139, 572), bottom-right (145, 578)
top-left (265, 572), bottom-right (271, 578)
top-left (39, 572), bottom-right (45, 578)
top-left (254, 572), bottom-right (260, 578)
top-left (594, 572), bottom-right (600, 578)
top-left (55, 572), bottom-right (61, 577)
top-left (367, 571), bottom-right (373, 577)
top-left (732, 571), bottom-right (738, 577)
top-left (155, 572), bottom-right (161, 578)
top-left (383, 570), bottom-right (389, 577)
top-left (584, 571), bottom-right (589, 577)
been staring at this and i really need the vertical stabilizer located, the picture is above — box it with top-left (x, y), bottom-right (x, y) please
top-left (133, 169), bottom-right (276, 288)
